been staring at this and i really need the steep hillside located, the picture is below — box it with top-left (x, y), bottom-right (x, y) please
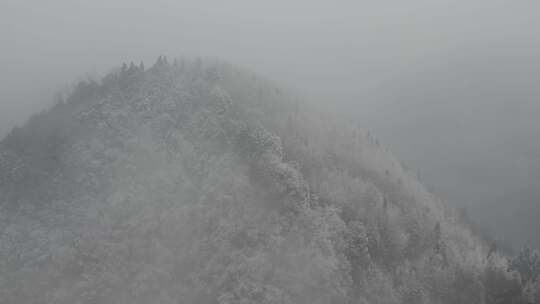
top-left (0, 57), bottom-right (530, 303)
top-left (353, 51), bottom-right (540, 250)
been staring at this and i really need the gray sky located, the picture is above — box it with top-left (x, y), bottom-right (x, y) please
top-left (2, 0), bottom-right (540, 246)
top-left (3, 0), bottom-right (538, 135)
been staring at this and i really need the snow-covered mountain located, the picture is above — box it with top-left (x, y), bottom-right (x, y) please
top-left (0, 57), bottom-right (531, 303)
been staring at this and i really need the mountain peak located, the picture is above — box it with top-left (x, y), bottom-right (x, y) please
top-left (0, 57), bottom-right (527, 304)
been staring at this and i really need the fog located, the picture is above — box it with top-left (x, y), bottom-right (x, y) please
top-left (4, 1), bottom-right (540, 302)
top-left (2, 0), bottom-right (540, 247)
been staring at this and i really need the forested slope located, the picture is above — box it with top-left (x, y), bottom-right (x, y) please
top-left (0, 57), bottom-right (534, 303)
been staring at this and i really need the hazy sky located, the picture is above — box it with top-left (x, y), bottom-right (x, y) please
top-left (3, 0), bottom-right (539, 136)
top-left (2, 1), bottom-right (540, 246)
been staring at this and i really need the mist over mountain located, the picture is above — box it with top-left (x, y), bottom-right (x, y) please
top-left (353, 47), bottom-right (540, 249)
top-left (1, 57), bottom-right (538, 303)
top-left (2, 1), bottom-right (540, 302)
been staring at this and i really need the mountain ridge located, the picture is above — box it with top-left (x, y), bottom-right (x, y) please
top-left (0, 57), bottom-right (531, 303)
